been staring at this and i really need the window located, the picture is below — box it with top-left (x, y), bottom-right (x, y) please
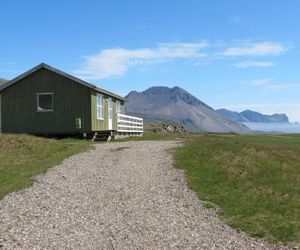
top-left (108, 98), bottom-right (113, 119)
top-left (97, 93), bottom-right (104, 120)
top-left (116, 100), bottom-right (122, 114)
top-left (37, 93), bottom-right (53, 112)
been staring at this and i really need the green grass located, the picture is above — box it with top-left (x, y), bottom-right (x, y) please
top-left (0, 134), bottom-right (91, 199)
top-left (174, 133), bottom-right (300, 243)
top-left (2, 132), bottom-right (300, 243)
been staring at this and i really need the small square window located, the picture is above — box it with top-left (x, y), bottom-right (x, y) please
top-left (37, 93), bottom-right (53, 112)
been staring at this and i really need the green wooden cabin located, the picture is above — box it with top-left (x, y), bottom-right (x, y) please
top-left (0, 63), bottom-right (126, 136)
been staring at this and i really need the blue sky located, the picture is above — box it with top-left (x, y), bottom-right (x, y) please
top-left (1, 0), bottom-right (300, 121)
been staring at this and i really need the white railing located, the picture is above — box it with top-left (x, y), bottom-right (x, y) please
top-left (117, 113), bottom-right (143, 134)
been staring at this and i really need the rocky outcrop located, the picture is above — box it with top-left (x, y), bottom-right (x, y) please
top-left (144, 122), bottom-right (187, 134)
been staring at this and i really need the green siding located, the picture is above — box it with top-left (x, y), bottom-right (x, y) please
top-left (1, 68), bottom-right (91, 134)
top-left (91, 92), bottom-right (124, 131)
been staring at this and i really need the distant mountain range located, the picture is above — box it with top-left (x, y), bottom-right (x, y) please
top-left (0, 78), bottom-right (8, 86)
top-left (216, 109), bottom-right (289, 123)
top-left (125, 86), bottom-right (251, 133)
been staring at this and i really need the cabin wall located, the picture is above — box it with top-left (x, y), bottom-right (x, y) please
top-left (91, 91), bottom-right (125, 131)
top-left (1, 68), bottom-right (91, 134)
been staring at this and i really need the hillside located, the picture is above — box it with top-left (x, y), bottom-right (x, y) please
top-left (125, 86), bottom-right (251, 133)
top-left (217, 109), bottom-right (289, 123)
top-left (0, 78), bottom-right (8, 86)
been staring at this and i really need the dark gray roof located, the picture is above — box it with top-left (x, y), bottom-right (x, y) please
top-left (0, 63), bottom-right (125, 101)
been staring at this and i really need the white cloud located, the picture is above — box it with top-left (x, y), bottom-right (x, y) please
top-left (245, 78), bottom-right (300, 89)
top-left (222, 42), bottom-right (289, 57)
top-left (223, 103), bottom-right (300, 109)
top-left (74, 40), bottom-right (291, 80)
top-left (246, 78), bottom-right (272, 86)
top-left (74, 42), bottom-right (208, 80)
top-left (235, 61), bottom-right (275, 68)
top-left (265, 83), bottom-right (300, 89)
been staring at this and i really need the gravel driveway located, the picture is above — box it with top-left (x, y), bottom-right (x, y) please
top-left (0, 141), bottom-right (291, 249)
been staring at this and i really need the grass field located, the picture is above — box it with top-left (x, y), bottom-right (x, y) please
top-left (174, 133), bottom-right (300, 243)
top-left (2, 132), bottom-right (300, 243)
top-left (0, 134), bottom-right (90, 199)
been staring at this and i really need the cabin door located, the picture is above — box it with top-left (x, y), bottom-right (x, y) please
top-left (108, 98), bottom-right (113, 130)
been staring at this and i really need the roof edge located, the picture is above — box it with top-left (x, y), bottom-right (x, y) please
top-left (93, 87), bottom-right (125, 101)
top-left (0, 63), bottom-right (125, 101)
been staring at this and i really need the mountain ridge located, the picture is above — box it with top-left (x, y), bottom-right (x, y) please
top-left (0, 78), bottom-right (8, 86)
top-left (216, 108), bottom-right (289, 123)
top-left (125, 86), bottom-right (251, 133)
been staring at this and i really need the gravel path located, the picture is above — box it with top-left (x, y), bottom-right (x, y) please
top-left (0, 141), bottom-right (292, 249)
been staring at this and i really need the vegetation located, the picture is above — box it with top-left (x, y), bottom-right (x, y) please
top-left (2, 132), bottom-right (300, 243)
top-left (174, 133), bottom-right (300, 243)
top-left (0, 134), bottom-right (91, 199)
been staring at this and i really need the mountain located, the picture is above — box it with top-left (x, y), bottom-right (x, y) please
top-left (216, 109), bottom-right (289, 123)
top-left (216, 109), bottom-right (248, 123)
top-left (125, 86), bottom-right (251, 133)
top-left (241, 110), bottom-right (289, 123)
top-left (0, 78), bottom-right (8, 86)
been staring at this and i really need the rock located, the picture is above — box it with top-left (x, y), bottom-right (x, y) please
top-left (144, 122), bottom-right (187, 134)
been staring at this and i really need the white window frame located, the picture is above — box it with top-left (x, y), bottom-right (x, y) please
top-left (116, 100), bottom-right (121, 114)
top-left (108, 97), bottom-right (113, 119)
top-left (36, 93), bottom-right (54, 112)
top-left (96, 93), bottom-right (104, 120)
